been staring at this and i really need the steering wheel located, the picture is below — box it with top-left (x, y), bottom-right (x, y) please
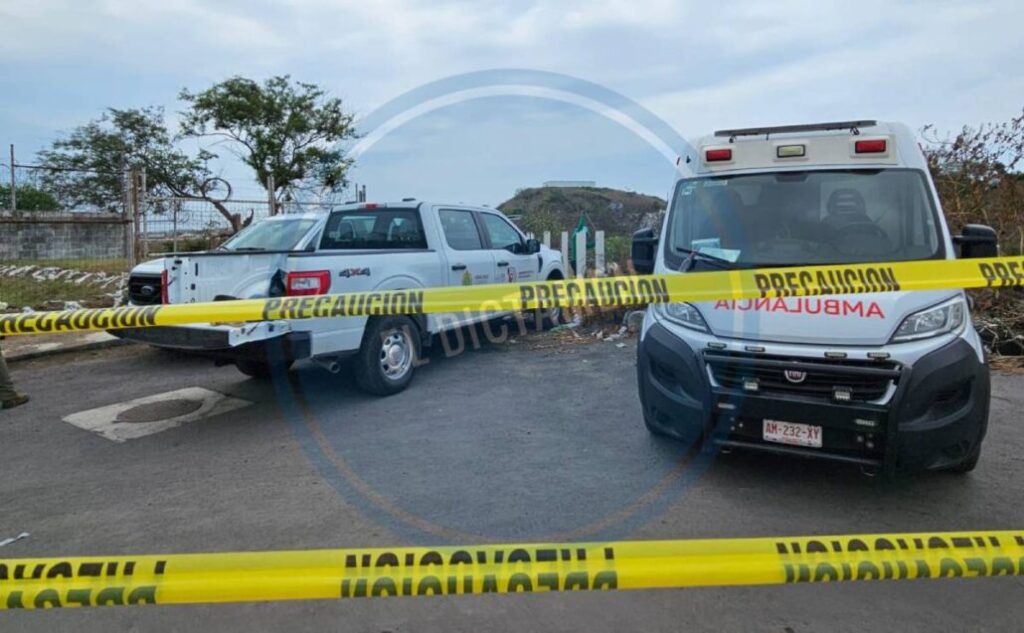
top-left (753, 237), bottom-right (821, 256)
top-left (832, 222), bottom-right (892, 256)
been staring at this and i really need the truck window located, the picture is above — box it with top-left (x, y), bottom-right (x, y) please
top-left (665, 168), bottom-right (942, 269)
top-left (320, 208), bottom-right (427, 250)
top-left (480, 213), bottom-right (523, 251)
top-left (439, 209), bottom-right (484, 250)
top-left (220, 218), bottom-right (319, 252)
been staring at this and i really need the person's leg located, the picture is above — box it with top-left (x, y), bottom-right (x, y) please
top-left (0, 349), bottom-right (23, 403)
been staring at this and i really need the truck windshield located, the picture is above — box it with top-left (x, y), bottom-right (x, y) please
top-left (220, 218), bottom-right (319, 251)
top-left (665, 169), bottom-right (943, 269)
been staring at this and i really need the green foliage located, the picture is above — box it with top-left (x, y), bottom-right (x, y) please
top-left (36, 107), bottom-right (212, 211)
top-left (0, 184), bottom-right (60, 211)
top-left (604, 234), bottom-right (632, 265)
top-left (179, 75), bottom-right (358, 198)
top-left (923, 108), bottom-right (1024, 254)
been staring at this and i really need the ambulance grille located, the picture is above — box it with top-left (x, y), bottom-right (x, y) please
top-left (704, 351), bottom-right (899, 402)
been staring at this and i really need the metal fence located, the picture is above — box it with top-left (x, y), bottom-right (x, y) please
top-left (0, 155), bottom-right (344, 312)
top-left (0, 157), bottom-right (133, 312)
top-left (137, 197), bottom-right (333, 259)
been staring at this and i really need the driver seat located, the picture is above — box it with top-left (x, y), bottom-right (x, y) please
top-left (823, 188), bottom-right (872, 231)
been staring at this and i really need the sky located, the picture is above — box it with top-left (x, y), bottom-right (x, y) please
top-left (1, 0), bottom-right (1023, 206)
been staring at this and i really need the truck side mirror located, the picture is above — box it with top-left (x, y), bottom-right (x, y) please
top-left (954, 224), bottom-right (998, 259)
top-left (525, 238), bottom-right (541, 254)
top-left (631, 228), bottom-right (658, 274)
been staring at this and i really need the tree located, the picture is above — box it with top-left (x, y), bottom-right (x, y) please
top-left (0, 184), bottom-right (60, 211)
top-left (35, 107), bottom-right (252, 229)
top-left (922, 108), bottom-right (1024, 254)
top-left (179, 75), bottom-right (357, 202)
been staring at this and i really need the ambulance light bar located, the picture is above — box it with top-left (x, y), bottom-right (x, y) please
top-left (715, 120), bottom-right (878, 139)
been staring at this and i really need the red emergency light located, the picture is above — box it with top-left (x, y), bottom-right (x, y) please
top-left (705, 148), bottom-right (733, 162)
top-left (855, 139), bottom-right (887, 154)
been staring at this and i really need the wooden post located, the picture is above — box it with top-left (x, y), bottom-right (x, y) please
top-left (575, 230), bottom-right (587, 278)
top-left (139, 169), bottom-right (148, 259)
top-left (561, 231), bottom-right (570, 275)
top-left (267, 175), bottom-right (276, 215)
top-left (129, 168), bottom-right (140, 266)
top-left (8, 144), bottom-right (16, 213)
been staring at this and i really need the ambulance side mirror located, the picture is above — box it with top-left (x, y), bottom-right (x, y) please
top-left (954, 224), bottom-right (998, 259)
top-left (631, 228), bottom-right (658, 274)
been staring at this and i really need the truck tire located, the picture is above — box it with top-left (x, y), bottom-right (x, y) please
top-left (533, 273), bottom-right (565, 329)
top-left (354, 316), bottom-right (420, 396)
top-left (235, 358), bottom-right (293, 380)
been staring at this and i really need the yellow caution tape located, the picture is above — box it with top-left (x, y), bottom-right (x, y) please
top-left (1, 256), bottom-right (1022, 336)
top-left (1, 530), bottom-right (1022, 608)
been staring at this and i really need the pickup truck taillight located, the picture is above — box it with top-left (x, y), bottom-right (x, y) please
top-left (160, 269), bottom-right (169, 304)
top-left (286, 270), bottom-right (331, 296)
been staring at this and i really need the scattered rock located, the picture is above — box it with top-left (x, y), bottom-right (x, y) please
top-left (624, 310), bottom-right (645, 333)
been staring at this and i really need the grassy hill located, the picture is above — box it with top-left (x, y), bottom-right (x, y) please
top-left (497, 186), bottom-right (665, 239)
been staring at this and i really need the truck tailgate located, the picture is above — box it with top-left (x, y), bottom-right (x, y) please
top-left (165, 253), bottom-right (289, 304)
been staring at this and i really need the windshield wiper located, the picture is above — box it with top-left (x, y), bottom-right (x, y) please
top-left (674, 247), bottom-right (737, 272)
top-left (229, 246), bottom-right (266, 252)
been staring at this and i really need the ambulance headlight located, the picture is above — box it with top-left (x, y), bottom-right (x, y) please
top-left (891, 298), bottom-right (966, 342)
top-left (654, 302), bottom-right (709, 332)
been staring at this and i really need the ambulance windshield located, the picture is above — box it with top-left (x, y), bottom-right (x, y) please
top-left (665, 169), bottom-right (943, 269)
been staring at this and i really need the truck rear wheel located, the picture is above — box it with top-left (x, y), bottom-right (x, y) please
top-left (235, 358), bottom-right (293, 380)
top-left (355, 316), bottom-right (420, 396)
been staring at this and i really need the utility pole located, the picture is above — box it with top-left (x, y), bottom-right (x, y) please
top-left (8, 144), bottom-right (15, 213)
top-left (139, 168), bottom-right (148, 259)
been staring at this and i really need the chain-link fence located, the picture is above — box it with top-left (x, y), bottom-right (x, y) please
top-left (137, 197), bottom-right (334, 258)
top-left (1, 159), bottom-right (132, 312)
top-left (1, 156), bottom-right (344, 312)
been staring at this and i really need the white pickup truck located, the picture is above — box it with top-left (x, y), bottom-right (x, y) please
top-left (117, 201), bottom-right (566, 395)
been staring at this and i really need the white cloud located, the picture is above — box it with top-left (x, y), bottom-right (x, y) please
top-left (1, 0), bottom-right (1021, 200)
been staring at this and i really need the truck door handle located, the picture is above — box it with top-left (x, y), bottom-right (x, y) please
top-left (451, 264), bottom-right (467, 271)
top-left (497, 261), bottom-right (510, 267)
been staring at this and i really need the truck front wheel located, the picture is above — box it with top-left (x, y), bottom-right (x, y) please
top-left (533, 272), bottom-right (565, 329)
top-left (355, 316), bottom-right (421, 396)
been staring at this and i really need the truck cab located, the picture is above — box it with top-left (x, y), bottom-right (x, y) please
top-left (118, 201), bottom-right (565, 395)
top-left (632, 120), bottom-right (998, 475)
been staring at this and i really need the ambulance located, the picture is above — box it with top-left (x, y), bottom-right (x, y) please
top-left (631, 120), bottom-right (997, 475)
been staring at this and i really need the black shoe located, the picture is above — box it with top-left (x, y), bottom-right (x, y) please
top-left (1, 394), bottom-right (29, 409)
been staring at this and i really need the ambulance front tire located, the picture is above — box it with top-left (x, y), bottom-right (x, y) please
top-left (947, 447), bottom-right (981, 474)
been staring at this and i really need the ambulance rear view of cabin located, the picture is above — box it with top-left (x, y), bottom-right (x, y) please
top-left (631, 120), bottom-right (998, 476)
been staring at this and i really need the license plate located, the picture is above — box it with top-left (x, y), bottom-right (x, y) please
top-left (763, 419), bottom-right (822, 448)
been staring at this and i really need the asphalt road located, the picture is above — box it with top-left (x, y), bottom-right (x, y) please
top-left (2, 331), bottom-right (1023, 632)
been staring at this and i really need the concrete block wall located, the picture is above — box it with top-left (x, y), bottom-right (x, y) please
top-left (0, 214), bottom-right (128, 261)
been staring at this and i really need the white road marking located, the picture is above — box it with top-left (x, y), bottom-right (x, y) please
top-left (0, 532), bottom-right (29, 548)
top-left (63, 387), bottom-right (251, 443)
